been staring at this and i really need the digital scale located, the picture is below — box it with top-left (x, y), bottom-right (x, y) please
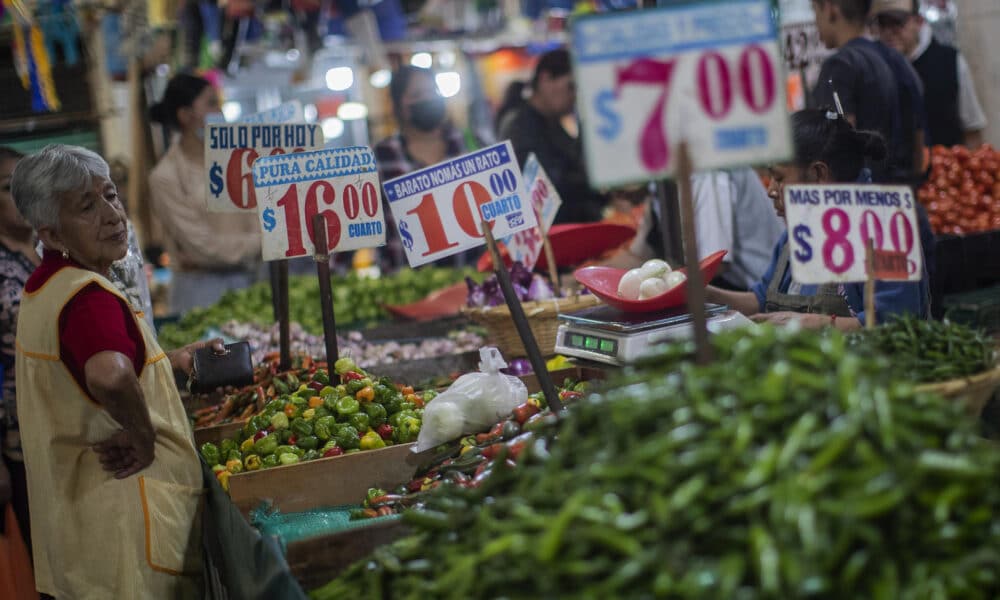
top-left (554, 304), bottom-right (753, 366)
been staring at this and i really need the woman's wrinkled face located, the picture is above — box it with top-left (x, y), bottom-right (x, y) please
top-left (54, 175), bottom-right (128, 270)
top-left (0, 157), bottom-right (31, 234)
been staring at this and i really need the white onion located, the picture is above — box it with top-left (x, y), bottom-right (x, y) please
top-left (638, 277), bottom-right (669, 300)
top-left (664, 271), bottom-right (687, 290)
top-left (617, 268), bottom-right (645, 300)
top-left (639, 258), bottom-right (671, 280)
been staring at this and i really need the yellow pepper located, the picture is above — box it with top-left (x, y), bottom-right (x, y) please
top-left (360, 430), bottom-right (386, 450)
top-left (240, 437), bottom-right (255, 453)
top-left (226, 459), bottom-right (244, 474)
top-left (244, 454), bottom-right (262, 471)
top-left (302, 408), bottom-right (316, 421)
top-left (356, 386), bottom-right (375, 403)
top-left (217, 470), bottom-right (231, 492)
top-left (308, 396), bottom-right (324, 409)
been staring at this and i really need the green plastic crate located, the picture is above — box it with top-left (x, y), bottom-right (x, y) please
top-left (943, 285), bottom-right (1000, 334)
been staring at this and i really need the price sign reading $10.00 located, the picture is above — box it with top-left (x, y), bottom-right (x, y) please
top-left (205, 123), bottom-right (323, 212)
top-left (572, 0), bottom-right (791, 187)
top-left (783, 184), bottom-right (923, 284)
top-left (384, 141), bottom-right (538, 268)
top-left (252, 146), bottom-right (385, 261)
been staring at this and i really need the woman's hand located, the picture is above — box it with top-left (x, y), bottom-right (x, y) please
top-left (168, 337), bottom-right (226, 376)
top-left (93, 429), bottom-right (155, 479)
top-left (750, 311), bottom-right (826, 329)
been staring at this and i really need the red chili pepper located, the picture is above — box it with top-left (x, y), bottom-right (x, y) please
top-left (475, 433), bottom-right (491, 444)
top-left (481, 443), bottom-right (503, 461)
top-left (253, 430), bottom-right (269, 442)
top-left (408, 478), bottom-right (423, 493)
top-left (376, 424), bottom-right (393, 440)
top-left (489, 422), bottom-right (504, 437)
top-left (322, 446), bottom-right (344, 458)
top-left (559, 390), bottom-right (583, 401)
top-left (341, 371), bottom-right (365, 383)
top-left (512, 403), bottom-right (541, 425)
top-left (288, 435), bottom-right (297, 446)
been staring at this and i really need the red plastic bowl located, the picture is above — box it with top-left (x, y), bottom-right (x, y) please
top-left (573, 250), bottom-right (727, 313)
top-left (382, 282), bottom-right (467, 321)
top-left (477, 222), bottom-right (636, 272)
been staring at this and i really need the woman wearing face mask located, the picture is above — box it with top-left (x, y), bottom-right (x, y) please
top-left (705, 109), bottom-right (930, 330)
top-left (149, 73), bottom-right (261, 315)
top-left (374, 65), bottom-right (480, 267)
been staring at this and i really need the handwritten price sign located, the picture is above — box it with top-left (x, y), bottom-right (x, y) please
top-left (252, 147), bottom-right (385, 261)
top-left (205, 123), bottom-right (323, 213)
top-left (784, 184), bottom-right (923, 284)
top-left (503, 154), bottom-right (562, 270)
top-left (572, 0), bottom-right (791, 187)
top-left (384, 141), bottom-right (538, 268)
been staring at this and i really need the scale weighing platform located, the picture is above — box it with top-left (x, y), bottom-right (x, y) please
top-left (554, 303), bottom-right (753, 366)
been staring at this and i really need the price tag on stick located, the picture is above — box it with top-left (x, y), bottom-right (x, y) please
top-left (572, 0), bottom-right (792, 187)
top-left (504, 154), bottom-right (562, 271)
top-left (783, 184), bottom-right (923, 284)
top-left (384, 141), bottom-right (538, 268)
top-left (206, 123), bottom-right (323, 212)
top-left (252, 146), bottom-right (386, 261)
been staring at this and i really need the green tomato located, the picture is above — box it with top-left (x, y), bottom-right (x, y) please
top-left (348, 412), bottom-right (370, 432)
top-left (262, 454), bottom-right (280, 469)
top-left (278, 453), bottom-right (300, 466)
top-left (296, 435), bottom-right (320, 451)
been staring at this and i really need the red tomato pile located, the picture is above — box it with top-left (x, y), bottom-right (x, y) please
top-left (918, 144), bottom-right (1000, 235)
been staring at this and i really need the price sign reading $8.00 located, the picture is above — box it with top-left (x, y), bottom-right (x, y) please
top-left (252, 147), bottom-right (385, 261)
top-left (205, 123), bottom-right (323, 213)
top-left (572, 0), bottom-right (791, 187)
top-left (783, 184), bottom-right (924, 284)
top-left (384, 141), bottom-right (538, 268)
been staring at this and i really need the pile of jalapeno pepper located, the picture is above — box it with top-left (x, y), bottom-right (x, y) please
top-left (312, 326), bottom-right (1000, 600)
top-left (199, 356), bottom-right (427, 491)
top-left (350, 381), bottom-right (589, 520)
top-left (848, 315), bottom-right (995, 383)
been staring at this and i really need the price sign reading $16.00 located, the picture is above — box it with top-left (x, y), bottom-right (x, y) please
top-left (384, 141), bottom-right (538, 268)
top-left (206, 123), bottom-right (323, 213)
top-left (783, 184), bottom-right (923, 284)
top-left (252, 146), bottom-right (385, 261)
top-left (572, 0), bottom-right (791, 187)
top-left (503, 154), bottom-right (562, 270)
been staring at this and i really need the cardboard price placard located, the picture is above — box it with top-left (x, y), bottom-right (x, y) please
top-left (503, 154), bottom-right (562, 270)
top-left (784, 184), bottom-right (923, 284)
top-left (252, 146), bottom-right (385, 261)
top-left (383, 141), bottom-right (538, 268)
top-left (572, 0), bottom-right (791, 187)
top-left (206, 123), bottom-right (323, 213)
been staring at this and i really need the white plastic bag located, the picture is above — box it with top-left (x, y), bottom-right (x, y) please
top-left (413, 347), bottom-right (528, 453)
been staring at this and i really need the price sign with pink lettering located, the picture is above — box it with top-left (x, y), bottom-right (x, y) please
top-left (572, 0), bottom-right (791, 187)
top-left (503, 154), bottom-right (562, 270)
top-left (784, 184), bottom-right (923, 284)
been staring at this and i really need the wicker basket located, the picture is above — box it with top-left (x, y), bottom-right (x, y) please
top-left (461, 294), bottom-right (601, 358)
top-left (915, 363), bottom-right (1000, 417)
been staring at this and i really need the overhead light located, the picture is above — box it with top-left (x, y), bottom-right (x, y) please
top-left (221, 101), bottom-right (242, 122)
top-left (369, 69), bottom-right (392, 88)
top-left (304, 103), bottom-right (318, 123)
top-left (325, 66), bottom-right (354, 91)
top-left (286, 48), bottom-right (301, 62)
top-left (337, 102), bottom-right (368, 120)
top-left (155, 64), bottom-right (170, 77)
top-left (435, 72), bottom-right (461, 98)
top-left (322, 117), bottom-right (344, 139)
top-left (410, 52), bottom-right (432, 69)
top-left (438, 51), bottom-right (456, 68)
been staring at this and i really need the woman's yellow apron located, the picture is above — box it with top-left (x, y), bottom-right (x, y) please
top-left (15, 267), bottom-right (203, 599)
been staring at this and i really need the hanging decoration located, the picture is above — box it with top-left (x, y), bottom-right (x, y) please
top-left (4, 0), bottom-right (61, 112)
top-left (38, 0), bottom-right (80, 66)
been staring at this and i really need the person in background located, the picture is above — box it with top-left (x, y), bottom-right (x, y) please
top-left (811, 0), bottom-right (924, 184)
top-left (149, 73), bottom-right (261, 315)
top-left (498, 48), bottom-right (606, 224)
top-left (375, 65), bottom-right (480, 267)
top-left (0, 147), bottom-right (36, 559)
top-left (872, 0), bottom-right (987, 148)
top-left (706, 109), bottom-right (930, 329)
top-left (604, 169), bottom-right (784, 292)
top-left (11, 145), bottom-right (219, 598)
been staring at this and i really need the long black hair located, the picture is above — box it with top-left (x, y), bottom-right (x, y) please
top-left (791, 108), bottom-right (887, 181)
top-left (149, 74), bottom-right (211, 130)
top-left (495, 48), bottom-right (572, 131)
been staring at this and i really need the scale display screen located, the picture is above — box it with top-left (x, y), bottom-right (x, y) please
top-left (566, 333), bottom-right (618, 356)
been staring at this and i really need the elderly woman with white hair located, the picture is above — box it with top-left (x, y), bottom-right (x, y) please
top-left (11, 145), bottom-right (218, 598)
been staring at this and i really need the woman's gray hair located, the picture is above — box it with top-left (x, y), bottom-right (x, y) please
top-left (11, 144), bottom-right (111, 231)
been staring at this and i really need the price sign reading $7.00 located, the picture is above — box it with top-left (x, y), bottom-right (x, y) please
top-left (252, 147), bottom-right (385, 261)
top-left (205, 123), bottom-right (323, 213)
top-left (572, 0), bottom-right (791, 187)
top-left (783, 184), bottom-right (923, 284)
top-left (384, 141), bottom-right (538, 268)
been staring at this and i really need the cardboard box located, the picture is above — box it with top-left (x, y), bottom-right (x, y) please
top-left (228, 443), bottom-right (421, 517)
top-left (285, 520), bottom-right (409, 591)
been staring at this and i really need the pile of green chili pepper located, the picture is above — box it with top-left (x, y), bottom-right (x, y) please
top-left (849, 315), bottom-right (996, 383)
top-left (312, 325), bottom-right (1000, 599)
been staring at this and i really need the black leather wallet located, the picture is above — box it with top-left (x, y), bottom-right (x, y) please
top-left (189, 341), bottom-right (254, 394)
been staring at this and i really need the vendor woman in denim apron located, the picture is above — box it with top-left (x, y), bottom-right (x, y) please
top-left (707, 109), bottom-right (930, 329)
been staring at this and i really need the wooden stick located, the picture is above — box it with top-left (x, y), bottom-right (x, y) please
top-left (541, 224), bottom-right (559, 295)
top-left (312, 214), bottom-right (340, 366)
top-left (676, 143), bottom-right (713, 365)
top-left (865, 240), bottom-right (876, 330)
top-left (482, 220), bottom-right (563, 413)
top-left (276, 259), bottom-right (291, 371)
